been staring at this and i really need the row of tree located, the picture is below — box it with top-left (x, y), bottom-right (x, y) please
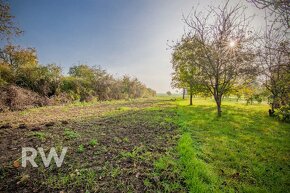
top-left (0, 45), bottom-right (156, 101)
top-left (171, 0), bottom-right (289, 120)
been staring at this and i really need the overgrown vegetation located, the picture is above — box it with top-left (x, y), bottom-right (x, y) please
top-left (0, 46), bottom-right (156, 104)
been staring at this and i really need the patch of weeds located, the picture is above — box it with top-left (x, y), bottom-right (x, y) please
top-left (120, 151), bottom-right (134, 159)
top-left (122, 137), bottom-right (129, 143)
top-left (120, 146), bottom-right (145, 159)
top-left (143, 178), bottom-right (152, 188)
top-left (31, 131), bottom-right (46, 141)
top-left (45, 168), bottom-right (97, 191)
top-left (113, 136), bottom-right (122, 143)
top-left (146, 151), bottom-right (186, 192)
top-left (77, 144), bottom-right (85, 153)
top-left (139, 151), bottom-right (153, 162)
top-left (154, 156), bottom-right (174, 171)
top-left (64, 128), bottom-right (79, 139)
top-left (89, 139), bottom-right (98, 146)
top-left (110, 167), bottom-right (121, 178)
top-left (116, 106), bottom-right (131, 111)
top-left (19, 110), bottom-right (29, 116)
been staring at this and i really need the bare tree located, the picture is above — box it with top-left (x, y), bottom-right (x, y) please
top-left (0, 0), bottom-right (22, 41)
top-left (183, 1), bottom-right (256, 116)
top-left (247, 0), bottom-right (290, 30)
top-left (246, 0), bottom-right (290, 116)
top-left (256, 26), bottom-right (289, 115)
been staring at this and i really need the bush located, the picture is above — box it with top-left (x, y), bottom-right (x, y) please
top-left (1, 45), bottom-right (156, 108)
top-left (275, 105), bottom-right (290, 123)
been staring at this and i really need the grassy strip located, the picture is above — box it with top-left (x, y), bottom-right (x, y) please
top-left (177, 132), bottom-right (218, 193)
top-left (151, 102), bottom-right (219, 192)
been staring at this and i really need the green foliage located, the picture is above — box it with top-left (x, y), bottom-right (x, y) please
top-left (177, 133), bottom-right (217, 192)
top-left (45, 168), bottom-right (97, 191)
top-left (275, 105), bottom-right (290, 123)
top-left (171, 36), bottom-right (205, 98)
top-left (110, 167), bottom-right (121, 178)
top-left (30, 131), bottom-right (46, 141)
top-left (89, 139), bottom-right (98, 146)
top-left (0, 46), bottom-right (156, 104)
top-left (0, 63), bottom-right (13, 85)
top-left (77, 144), bottom-right (85, 153)
top-left (64, 128), bottom-right (79, 139)
top-left (0, 45), bottom-right (62, 96)
top-left (152, 155), bottom-right (186, 192)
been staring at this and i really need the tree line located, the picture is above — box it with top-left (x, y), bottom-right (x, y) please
top-left (171, 0), bottom-right (289, 121)
top-left (0, 45), bottom-right (156, 102)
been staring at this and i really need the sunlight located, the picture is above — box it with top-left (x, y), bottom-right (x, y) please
top-left (228, 40), bottom-right (236, 48)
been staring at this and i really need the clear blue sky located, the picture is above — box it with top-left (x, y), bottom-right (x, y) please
top-left (8, 0), bottom-right (264, 93)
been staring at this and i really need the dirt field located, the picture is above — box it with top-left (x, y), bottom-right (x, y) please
top-left (0, 98), bottom-right (181, 192)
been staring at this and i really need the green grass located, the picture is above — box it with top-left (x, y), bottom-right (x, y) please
top-left (30, 131), bottom-right (46, 141)
top-left (64, 128), bottom-right (79, 139)
top-left (171, 98), bottom-right (290, 192)
top-left (89, 139), bottom-right (98, 146)
top-left (77, 144), bottom-right (85, 153)
top-left (177, 132), bottom-right (217, 192)
top-left (45, 168), bottom-right (97, 191)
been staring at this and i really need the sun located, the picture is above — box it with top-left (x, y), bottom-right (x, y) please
top-left (229, 40), bottom-right (236, 48)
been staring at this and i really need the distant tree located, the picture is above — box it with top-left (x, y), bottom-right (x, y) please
top-left (182, 1), bottom-right (256, 116)
top-left (0, 45), bottom-right (38, 86)
top-left (93, 67), bottom-right (114, 100)
top-left (0, 45), bottom-right (65, 97)
top-left (0, 46), bottom-right (156, 102)
top-left (35, 64), bottom-right (62, 96)
top-left (66, 65), bottom-right (155, 101)
top-left (122, 75), bottom-right (132, 99)
top-left (60, 76), bottom-right (83, 101)
top-left (166, 91), bottom-right (172, 96)
top-left (171, 36), bottom-right (204, 105)
top-left (0, 0), bottom-right (22, 40)
top-left (182, 88), bottom-right (186, 99)
top-left (68, 64), bottom-right (96, 101)
top-left (0, 60), bottom-right (13, 84)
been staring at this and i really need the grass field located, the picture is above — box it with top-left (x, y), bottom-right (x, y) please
top-left (169, 98), bottom-right (290, 192)
top-left (0, 97), bottom-right (289, 192)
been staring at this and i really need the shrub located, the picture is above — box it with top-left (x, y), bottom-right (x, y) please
top-left (275, 105), bottom-right (290, 123)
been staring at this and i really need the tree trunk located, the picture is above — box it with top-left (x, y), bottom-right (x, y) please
top-left (182, 88), bottom-right (185, 99)
top-left (214, 95), bottom-right (222, 117)
top-left (217, 100), bottom-right (221, 117)
top-left (190, 91), bottom-right (193, 105)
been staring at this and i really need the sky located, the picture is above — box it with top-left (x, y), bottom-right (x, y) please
top-left (8, 0), bottom-right (265, 93)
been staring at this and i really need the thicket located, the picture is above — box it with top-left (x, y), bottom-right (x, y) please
top-left (0, 45), bottom-right (156, 103)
